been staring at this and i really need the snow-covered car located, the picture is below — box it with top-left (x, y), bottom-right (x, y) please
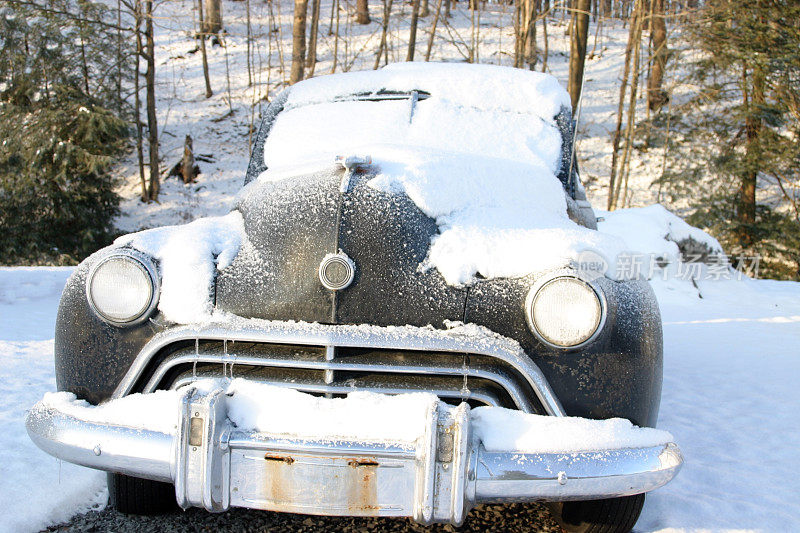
top-left (27, 63), bottom-right (681, 532)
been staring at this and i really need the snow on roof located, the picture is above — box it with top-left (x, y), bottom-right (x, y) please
top-left (285, 62), bottom-right (571, 117)
top-left (261, 63), bottom-right (628, 285)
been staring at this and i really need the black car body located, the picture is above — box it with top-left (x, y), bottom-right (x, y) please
top-left (29, 63), bottom-right (680, 533)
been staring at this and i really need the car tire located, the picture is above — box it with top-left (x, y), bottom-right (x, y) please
top-left (107, 473), bottom-right (178, 515)
top-left (548, 494), bottom-right (646, 533)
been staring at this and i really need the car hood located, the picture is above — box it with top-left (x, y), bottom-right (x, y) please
top-left (215, 164), bottom-right (468, 327)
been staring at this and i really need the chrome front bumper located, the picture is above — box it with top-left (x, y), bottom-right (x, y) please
top-left (27, 384), bottom-right (682, 525)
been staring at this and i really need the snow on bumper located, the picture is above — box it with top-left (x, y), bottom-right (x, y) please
top-left (26, 381), bottom-right (682, 525)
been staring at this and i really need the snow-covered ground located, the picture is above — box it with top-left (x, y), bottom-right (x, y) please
top-left (0, 268), bottom-right (106, 533)
top-left (114, 0), bottom-right (679, 233)
top-left (3, 261), bottom-right (800, 532)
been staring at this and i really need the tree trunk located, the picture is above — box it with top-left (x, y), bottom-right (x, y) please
top-left (567, 0), bottom-right (591, 110)
top-left (739, 63), bottom-right (764, 248)
top-left (356, 0), bottom-right (371, 24)
top-left (424, 0), bottom-right (444, 60)
top-left (134, 0), bottom-right (147, 203)
top-left (245, 0), bottom-right (252, 85)
top-left (406, 0), bottom-right (421, 61)
top-left (145, 0), bottom-right (159, 201)
top-left (647, 0), bottom-right (668, 111)
top-left (204, 0), bottom-right (222, 34)
top-left (607, 0), bottom-right (638, 210)
top-left (523, 0), bottom-right (538, 69)
top-left (197, 0), bottom-right (213, 97)
top-left (181, 135), bottom-right (196, 184)
top-left (306, 0), bottom-right (321, 74)
top-left (374, 0), bottom-right (394, 69)
top-left (420, 0), bottom-right (430, 17)
top-left (290, 0), bottom-right (309, 84)
top-left (540, 6), bottom-right (548, 71)
top-left (331, 0), bottom-right (340, 72)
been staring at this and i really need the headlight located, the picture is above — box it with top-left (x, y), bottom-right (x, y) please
top-left (525, 275), bottom-right (605, 348)
top-left (86, 251), bottom-right (159, 326)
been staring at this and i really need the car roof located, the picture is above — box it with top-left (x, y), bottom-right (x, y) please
top-left (285, 62), bottom-right (571, 121)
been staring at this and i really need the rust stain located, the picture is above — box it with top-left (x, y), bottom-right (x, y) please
top-left (347, 458), bottom-right (379, 468)
top-left (347, 458), bottom-right (379, 515)
top-left (264, 453), bottom-right (295, 465)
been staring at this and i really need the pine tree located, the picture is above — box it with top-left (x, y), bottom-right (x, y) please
top-left (655, 0), bottom-right (800, 279)
top-left (0, 2), bottom-right (130, 264)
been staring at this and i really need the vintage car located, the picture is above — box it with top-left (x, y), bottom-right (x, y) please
top-left (27, 63), bottom-right (681, 533)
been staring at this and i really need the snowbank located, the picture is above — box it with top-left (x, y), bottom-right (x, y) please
top-left (115, 211), bottom-right (245, 324)
top-left (598, 205), bottom-right (724, 266)
top-left (0, 268), bottom-right (106, 533)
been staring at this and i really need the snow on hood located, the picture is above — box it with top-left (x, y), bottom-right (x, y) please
top-left (365, 147), bottom-right (628, 285)
top-left (114, 211), bottom-right (244, 324)
top-left (261, 63), bottom-right (629, 285)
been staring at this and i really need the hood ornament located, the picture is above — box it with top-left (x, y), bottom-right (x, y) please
top-left (319, 252), bottom-right (356, 291)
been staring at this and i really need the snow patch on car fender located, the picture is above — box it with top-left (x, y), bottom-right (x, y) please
top-left (471, 406), bottom-right (672, 454)
top-left (115, 211), bottom-right (245, 324)
top-left (39, 389), bottom-right (182, 435)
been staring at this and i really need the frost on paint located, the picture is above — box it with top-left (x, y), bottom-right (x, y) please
top-left (114, 211), bottom-right (245, 324)
top-left (261, 63), bottom-right (629, 286)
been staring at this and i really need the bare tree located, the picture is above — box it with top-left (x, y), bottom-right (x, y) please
top-left (356, 0), bottom-right (371, 24)
top-left (424, 0), bottom-right (445, 60)
top-left (306, 0), bottom-right (321, 75)
top-left (197, 0), bottom-right (213, 97)
top-left (144, 0), bottom-right (159, 201)
top-left (406, 0), bottom-right (421, 60)
top-left (420, 0), bottom-right (430, 17)
top-left (607, 0), bottom-right (643, 210)
top-left (331, 0), bottom-right (340, 72)
top-left (133, 0), bottom-right (147, 202)
top-left (374, 0), bottom-right (394, 68)
top-left (514, 0), bottom-right (537, 69)
top-left (567, 0), bottom-right (591, 110)
top-left (290, 0), bottom-right (309, 83)
top-left (204, 0), bottom-right (222, 35)
top-left (647, 0), bottom-right (668, 111)
top-left (245, 0), bottom-right (253, 85)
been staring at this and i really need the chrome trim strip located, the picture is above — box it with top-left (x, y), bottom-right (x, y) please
top-left (112, 321), bottom-right (566, 416)
top-left (474, 442), bottom-right (683, 502)
top-left (143, 352), bottom-right (534, 412)
top-left (25, 403), bottom-right (174, 482)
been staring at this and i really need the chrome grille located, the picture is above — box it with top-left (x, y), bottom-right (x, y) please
top-left (138, 341), bottom-right (543, 412)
